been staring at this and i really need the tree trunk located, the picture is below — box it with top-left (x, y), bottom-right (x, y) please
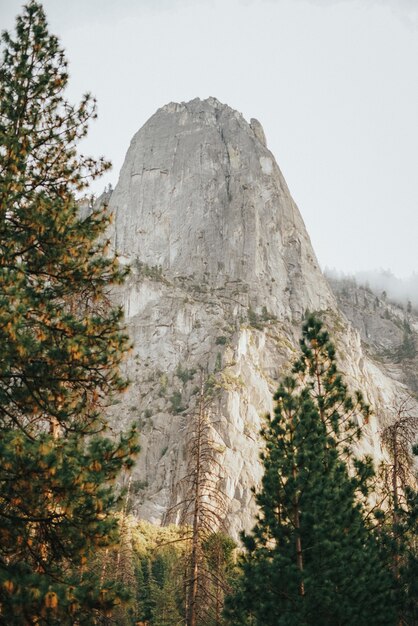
top-left (187, 383), bottom-right (204, 626)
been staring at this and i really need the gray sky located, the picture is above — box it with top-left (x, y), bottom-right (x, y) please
top-left (1, 0), bottom-right (417, 278)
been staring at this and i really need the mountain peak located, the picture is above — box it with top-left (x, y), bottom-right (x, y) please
top-left (161, 96), bottom-right (240, 115)
top-left (110, 98), bottom-right (333, 320)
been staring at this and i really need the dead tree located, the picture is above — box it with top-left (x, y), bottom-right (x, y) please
top-left (165, 370), bottom-right (231, 626)
top-left (379, 394), bottom-right (418, 626)
top-left (382, 396), bottom-right (418, 524)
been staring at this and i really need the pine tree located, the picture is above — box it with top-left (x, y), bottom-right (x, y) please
top-left (203, 532), bottom-right (236, 626)
top-left (0, 2), bottom-right (138, 622)
top-left (149, 549), bottom-right (184, 626)
top-left (135, 557), bottom-right (154, 623)
top-left (225, 315), bottom-right (395, 626)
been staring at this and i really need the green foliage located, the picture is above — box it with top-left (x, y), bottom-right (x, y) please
top-left (376, 491), bottom-right (418, 624)
top-left (131, 479), bottom-right (149, 495)
top-left (150, 549), bottom-right (184, 626)
top-left (131, 522), bottom-right (188, 625)
top-left (135, 557), bottom-right (154, 622)
top-left (175, 364), bottom-right (196, 383)
top-left (379, 317), bottom-right (417, 362)
top-left (135, 260), bottom-right (168, 283)
top-left (204, 374), bottom-right (217, 395)
top-left (0, 2), bottom-right (138, 622)
top-left (378, 407), bottom-right (418, 624)
top-left (391, 485), bottom-right (418, 624)
top-left (396, 329), bottom-right (416, 361)
top-left (402, 485), bottom-right (418, 622)
top-left (129, 522), bottom-right (237, 626)
top-left (248, 307), bottom-right (262, 329)
top-left (215, 352), bottom-right (222, 372)
top-left (203, 533), bottom-right (236, 574)
top-left (225, 316), bottom-right (395, 626)
top-left (247, 306), bottom-right (277, 329)
top-left (170, 390), bottom-right (185, 414)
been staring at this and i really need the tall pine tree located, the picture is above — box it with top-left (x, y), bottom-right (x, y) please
top-left (225, 316), bottom-right (395, 626)
top-left (0, 2), bottom-right (138, 622)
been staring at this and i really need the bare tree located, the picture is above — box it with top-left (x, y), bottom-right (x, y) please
top-left (376, 395), bottom-right (418, 626)
top-left (165, 370), bottom-right (231, 626)
top-left (382, 397), bottom-right (418, 511)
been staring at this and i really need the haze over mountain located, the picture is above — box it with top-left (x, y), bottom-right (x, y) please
top-left (326, 268), bottom-right (418, 311)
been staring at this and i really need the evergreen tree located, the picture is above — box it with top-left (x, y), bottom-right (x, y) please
top-left (225, 316), bottom-right (395, 626)
top-left (0, 2), bottom-right (138, 622)
top-left (203, 532), bottom-right (236, 626)
top-left (136, 557), bottom-right (155, 624)
top-left (398, 484), bottom-right (418, 625)
top-left (150, 549), bottom-right (184, 626)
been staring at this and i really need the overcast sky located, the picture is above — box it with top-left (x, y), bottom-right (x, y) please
top-left (1, 0), bottom-right (417, 277)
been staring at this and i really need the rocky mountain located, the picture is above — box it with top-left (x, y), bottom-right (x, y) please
top-left (328, 275), bottom-right (418, 395)
top-left (102, 97), bottom-right (415, 538)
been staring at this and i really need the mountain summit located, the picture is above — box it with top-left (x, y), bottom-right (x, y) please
top-left (110, 97), bottom-right (333, 320)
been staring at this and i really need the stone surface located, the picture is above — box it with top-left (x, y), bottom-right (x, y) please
top-left (103, 98), bottom-right (414, 538)
top-left (109, 97), bottom-right (333, 320)
top-left (328, 276), bottom-right (418, 394)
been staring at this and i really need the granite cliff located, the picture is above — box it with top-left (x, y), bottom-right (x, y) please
top-left (328, 275), bottom-right (418, 395)
top-left (102, 97), bottom-right (414, 537)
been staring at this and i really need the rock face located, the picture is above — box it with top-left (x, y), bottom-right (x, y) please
top-left (328, 276), bottom-right (418, 395)
top-left (110, 97), bottom-right (333, 319)
top-left (104, 98), bottom-right (412, 538)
